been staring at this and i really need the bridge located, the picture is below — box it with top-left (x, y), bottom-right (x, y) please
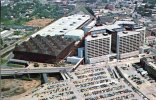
top-left (1, 67), bottom-right (73, 75)
top-left (1, 58), bottom-right (84, 75)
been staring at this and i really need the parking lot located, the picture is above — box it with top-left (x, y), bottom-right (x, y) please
top-left (20, 64), bottom-right (144, 100)
top-left (117, 63), bottom-right (156, 100)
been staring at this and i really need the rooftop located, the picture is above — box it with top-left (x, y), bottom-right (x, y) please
top-left (146, 56), bottom-right (156, 70)
top-left (85, 33), bottom-right (111, 41)
top-left (0, 30), bottom-right (9, 35)
top-left (90, 24), bottom-right (121, 32)
top-left (31, 14), bottom-right (90, 37)
top-left (149, 62), bottom-right (156, 70)
top-left (118, 31), bottom-right (141, 37)
top-left (0, 30), bottom-right (14, 38)
top-left (114, 20), bottom-right (136, 25)
top-left (65, 29), bottom-right (84, 38)
top-left (85, 20), bottom-right (96, 28)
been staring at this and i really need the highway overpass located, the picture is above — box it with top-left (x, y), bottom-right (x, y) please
top-left (1, 67), bottom-right (73, 75)
top-left (1, 58), bottom-right (139, 75)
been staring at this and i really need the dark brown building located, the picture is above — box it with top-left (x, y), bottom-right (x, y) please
top-left (13, 35), bottom-right (75, 63)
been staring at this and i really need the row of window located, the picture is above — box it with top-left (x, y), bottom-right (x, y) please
top-left (119, 48), bottom-right (138, 53)
top-left (87, 52), bottom-right (109, 58)
top-left (87, 45), bottom-right (109, 49)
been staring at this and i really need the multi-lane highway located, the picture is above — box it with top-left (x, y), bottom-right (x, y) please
top-left (0, 35), bottom-right (30, 57)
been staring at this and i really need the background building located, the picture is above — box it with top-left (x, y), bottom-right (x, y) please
top-left (13, 35), bottom-right (75, 63)
top-left (1, 30), bottom-right (14, 39)
top-left (140, 57), bottom-right (156, 78)
top-left (85, 33), bottom-right (111, 63)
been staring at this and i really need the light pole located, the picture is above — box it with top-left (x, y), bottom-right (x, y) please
top-left (0, 31), bottom-right (2, 99)
top-left (142, 27), bottom-right (146, 54)
top-left (143, 27), bottom-right (146, 47)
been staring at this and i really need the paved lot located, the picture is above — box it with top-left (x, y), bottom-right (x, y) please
top-left (117, 64), bottom-right (156, 100)
top-left (20, 64), bottom-right (143, 100)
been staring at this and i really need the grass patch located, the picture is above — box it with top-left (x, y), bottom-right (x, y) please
top-left (1, 19), bottom-right (27, 26)
top-left (1, 87), bottom-right (10, 92)
top-left (14, 31), bottom-right (21, 35)
top-left (1, 50), bottom-right (12, 58)
top-left (7, 63), bottom-right (24, 68)
top-left (21, 76), bottom-right (32, 81)
top-left (0, 58), bottom-right (8, 65)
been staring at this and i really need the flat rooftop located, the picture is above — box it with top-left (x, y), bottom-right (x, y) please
top-left (85, 33), bottom-right (111, 41)
top-left (149, 62), bottom-right (156, 70)
top-left (114, 20), bottom-right (136, 25)
top-left (89, 19), bottom-right (137, 32)
top-left (31, 14), bottom-right (90, 37)
top-left (118, 31), bottom-right (140, 37)
top-left (90, 24), bottom-right (121, 32)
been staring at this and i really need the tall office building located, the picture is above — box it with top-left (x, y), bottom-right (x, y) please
top-left (116, 31), bottom-right (144, 59)
top-left (85, 33), bottom-right (111, 63)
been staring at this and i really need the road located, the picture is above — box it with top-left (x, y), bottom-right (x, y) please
top-left (0, 40), bottom-right (20, 56)
top-left (0, 36), bottom-right (30, 57)
top-left (1, 57), bottom-right (140, 75)
top-left (0, 28), bottom-right (38, 57)
top-left (1, 67), bottom-right (72, 75)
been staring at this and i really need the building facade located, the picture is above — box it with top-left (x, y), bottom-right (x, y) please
top-left (140, 57), bottom-right (156, 78)
top-left (116, 31), bottom-right (144, 59)
top-left (85, 33), bottom-right (111, 63)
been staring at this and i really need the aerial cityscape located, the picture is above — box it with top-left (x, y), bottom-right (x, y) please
top-left (0, 0), bottom-right (156, 100)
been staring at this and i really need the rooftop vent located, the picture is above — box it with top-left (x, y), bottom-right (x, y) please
top-left (103, 33), bottom-right (108, 36)
top-left (63, 28), bottom-right (67, 30)
top-left (123, 32), bottom-right (128, 34)
top-left (91, 34), bottom-right (98, 38)
top-left (60, 31), bottom-right (64, 33)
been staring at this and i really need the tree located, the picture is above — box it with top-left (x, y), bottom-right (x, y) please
top-left (0, 38), bottom-right (3, 46)
top-left (4, 44), bottom-right (8, 48)
top-left (14, 31), bottom-right (21, 35)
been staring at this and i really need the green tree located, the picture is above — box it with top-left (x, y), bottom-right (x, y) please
top-left (0, 38), bottom-right (3, 46)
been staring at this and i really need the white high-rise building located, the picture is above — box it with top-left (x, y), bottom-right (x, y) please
top-left (85, 33), bottom-right (111, 63)
top-left (116, 31), bottom-right (144, 59)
